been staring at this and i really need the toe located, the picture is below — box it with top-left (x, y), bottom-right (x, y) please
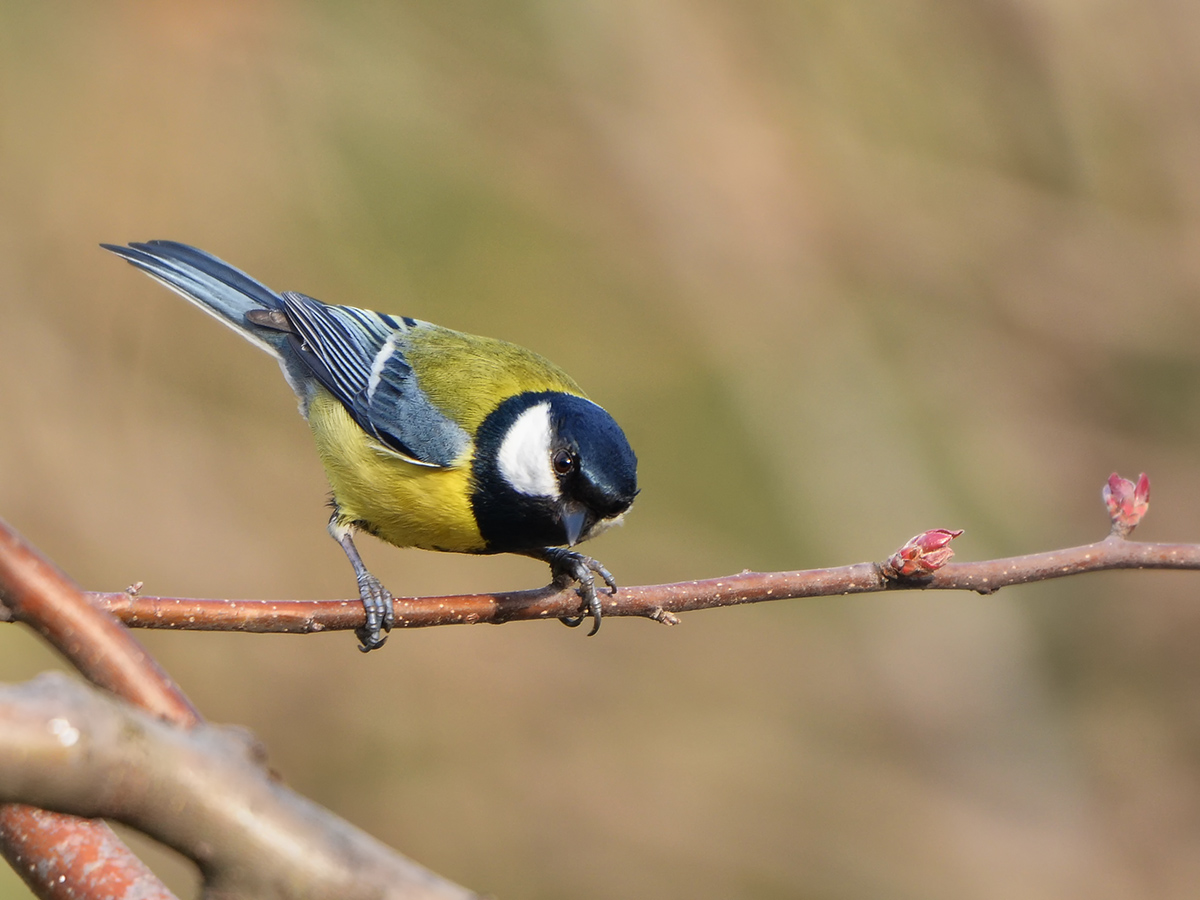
top-left (356, 576), bottom-right (394, 651)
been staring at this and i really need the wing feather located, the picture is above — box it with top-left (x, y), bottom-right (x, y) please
top-left (279, 291), bottom-right (468, 466)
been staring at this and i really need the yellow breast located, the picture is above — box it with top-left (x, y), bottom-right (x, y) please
top-left (306, 390), bottom-right (485, 553)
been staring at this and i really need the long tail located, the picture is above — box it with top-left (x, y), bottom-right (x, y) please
top-left (102, 240), bottom-right (288, 359)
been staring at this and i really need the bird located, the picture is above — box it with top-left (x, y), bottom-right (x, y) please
top-left (103, 241), bottom-right (638, 651)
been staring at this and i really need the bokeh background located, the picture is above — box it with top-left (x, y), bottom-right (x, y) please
top-left (3, 1), bottom-right (1200, 897)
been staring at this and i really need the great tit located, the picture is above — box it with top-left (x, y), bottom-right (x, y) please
top-left (103, 241), bottom-right (638, 651)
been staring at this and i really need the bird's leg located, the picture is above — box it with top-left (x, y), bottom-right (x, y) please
top-left (530, 548), bottom-right (618, 636)
top-left (329, 517), bottom-right (394, 652)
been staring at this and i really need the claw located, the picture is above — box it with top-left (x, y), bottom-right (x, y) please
top-left (538, 548), bottom-right (618, 636)
top-left (354, 572), bottom-right (394, 652)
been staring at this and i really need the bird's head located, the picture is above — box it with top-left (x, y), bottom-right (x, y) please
top-left (471, 392), bottom-right (638, 553)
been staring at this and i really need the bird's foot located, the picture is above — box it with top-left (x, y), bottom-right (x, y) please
top-left (354, 572), bottom-right (394, 652)
top-left (539, 548), bottom-right (617, 636)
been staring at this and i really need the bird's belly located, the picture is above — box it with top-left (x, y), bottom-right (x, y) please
top-left (307, 392), bottom-right (485, 553)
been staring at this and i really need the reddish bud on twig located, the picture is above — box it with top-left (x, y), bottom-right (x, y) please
top-left (880, 529), bottom-right (964, 580)
top-left (1102, 472), bottom-right (1150, 537)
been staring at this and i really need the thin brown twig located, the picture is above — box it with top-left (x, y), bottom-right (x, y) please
top-left (80, 535), bottom-right (1200, 637)
top-left (0, 519), bottom-right (199, 723)
top-left (0, 806), bottom-right (175, 900)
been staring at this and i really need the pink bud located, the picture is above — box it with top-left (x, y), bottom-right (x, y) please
top-left (881, 529), bottom-right (964, 580)
top-left (1102, 472), bottom-right (1150, 537)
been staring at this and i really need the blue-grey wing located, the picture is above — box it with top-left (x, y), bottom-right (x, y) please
top-left (279, 291), bottom-right (469, 467)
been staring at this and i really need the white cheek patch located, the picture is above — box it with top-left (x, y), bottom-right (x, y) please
top-left (497, 402), bottom-right (559, 498)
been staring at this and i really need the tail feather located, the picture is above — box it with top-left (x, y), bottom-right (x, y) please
top-left (102, 241), bottom-right (287, 358)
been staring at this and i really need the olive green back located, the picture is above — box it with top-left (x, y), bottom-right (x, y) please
top-left (403, 323), bottom-right (585, 432)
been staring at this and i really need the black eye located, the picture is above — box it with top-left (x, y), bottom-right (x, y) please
top-left (552, 449), bottom-right (576, 475)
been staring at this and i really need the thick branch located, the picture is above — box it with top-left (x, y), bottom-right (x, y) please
top-left (81, 536), bottom-right (1200, 636)
top-left (0, 518), bottom-right (478, 900)
top-left (0, 673), bottom-right (479, 900)
top-left (0, 516), bottom-right (197, 900)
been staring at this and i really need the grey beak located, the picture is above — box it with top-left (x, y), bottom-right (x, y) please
top-left (562, 502), bottom-right (587, 546)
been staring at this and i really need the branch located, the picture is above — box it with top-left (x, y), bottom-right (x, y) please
top-left (0, 515), bottom-right (198, 900)
top-left (77, 535), bottom-right (1200, 635)
top-left (84, 535), bottom-right (1200, 633)
top-left (0, 518), bottom-right (479, 900)
top-left (69, 473), bottom-right (1193, 637)
top-left (0, 521), bottom-right (200, 721)
top-left (0, 473), bottom-right (1180, 897)
top-left (0, 673), bottom-right (479, 900)
top-left (0, 806), bottom-right (175, 900)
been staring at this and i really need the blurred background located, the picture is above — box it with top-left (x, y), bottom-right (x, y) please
top-left (3, 1), bottom-right (1200, 897)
